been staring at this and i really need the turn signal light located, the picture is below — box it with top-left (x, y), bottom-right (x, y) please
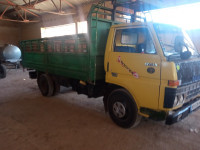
top-left (168, 80), bottom-right (180, 86)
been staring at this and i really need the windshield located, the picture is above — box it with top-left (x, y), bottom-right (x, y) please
top-left (154, 23), bottom-right (199, 60)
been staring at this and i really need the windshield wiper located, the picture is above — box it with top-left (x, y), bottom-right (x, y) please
top-left (166, 53), bottom-right (180, 61)
top-left (162, 43), bottom-right (174, 48)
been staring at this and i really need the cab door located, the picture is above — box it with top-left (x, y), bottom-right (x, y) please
top-left (106, 27), bottom-right (161, 109)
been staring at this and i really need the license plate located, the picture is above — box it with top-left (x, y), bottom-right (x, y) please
top-left (191, 99), bottom-right (200, 111)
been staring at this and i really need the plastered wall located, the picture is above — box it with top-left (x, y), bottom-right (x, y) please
top-left (0, 21), bottom-right (21, 58)
top-left (0, 21), bottom-right (21, 47)
top-left (20, 23), bottom-right (41, 41)
top-left (20, 2), bottom-right (94, 40)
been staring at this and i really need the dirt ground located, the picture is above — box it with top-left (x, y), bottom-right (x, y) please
top-left (0, 68), bottom-right (200, 150)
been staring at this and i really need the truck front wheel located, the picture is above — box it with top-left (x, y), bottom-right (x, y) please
top-left (107, 89), bottom-right (141, 128)
top-left (37, 74), bottom-right (54, 97)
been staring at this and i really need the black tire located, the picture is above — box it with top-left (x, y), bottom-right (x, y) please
top-left (52, 80), bottom-right (60, 96)
top-left (37, 74), bottom-right (54, 97)
top-left (107, 89), bottom-right (141, 128)
top-left (0, 64), bottom-right (6, 79)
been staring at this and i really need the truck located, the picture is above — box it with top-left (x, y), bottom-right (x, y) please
top-left (20, 0), bottom-right (200, 128)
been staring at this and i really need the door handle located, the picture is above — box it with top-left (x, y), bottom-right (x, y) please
top-left (111, 72), bottom-right (118, 77)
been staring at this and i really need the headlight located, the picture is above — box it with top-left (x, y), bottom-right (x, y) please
top-left (173, 96), bottom-right (178, 106)
top-left (179, 95), bottom-right (184, 103)
top-left (173, 94), bottom-right (185, 107)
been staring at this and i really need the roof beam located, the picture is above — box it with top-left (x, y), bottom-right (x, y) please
top-left (0, 6), bottom-right (9, 18)
top-left (33, 0), bottom-right (39, 6)
top-left (23, 0), bottom-right (28, 5)
top-left (3, 0), bottom-right (47, 15)
top-left (61, 0), bottom-right (75, 9)
top-left (50, 0), bottom-right (59, 12)
top-left (0, 1), bottom-right (75, 16)
top-left (21, 7), bottom-right (39, 17)
top-left (0, 18), bottom-right (39, 23)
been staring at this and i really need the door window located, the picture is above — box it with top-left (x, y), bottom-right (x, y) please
top-left (114, 28), bottom-right (156, 54)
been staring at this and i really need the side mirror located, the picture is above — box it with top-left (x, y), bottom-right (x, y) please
top-left (174, 36), bottom-right (184, 53)
top-left (180, 51), bottom-right (191, 60)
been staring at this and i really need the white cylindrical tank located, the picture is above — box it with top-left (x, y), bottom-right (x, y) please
top-left (3, 44), bottom-right (21, 60)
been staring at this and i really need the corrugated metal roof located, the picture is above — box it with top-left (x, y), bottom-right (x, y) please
top-left (1, 0), bottom-right (200, 23)
top-left (0, 0), bottom-right (98, 22)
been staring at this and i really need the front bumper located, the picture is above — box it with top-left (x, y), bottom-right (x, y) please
top-left (166, 98), bottom-right (200, 125)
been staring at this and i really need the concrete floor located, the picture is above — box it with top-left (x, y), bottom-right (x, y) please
top-left (0, 68), bottom-right (200, 150)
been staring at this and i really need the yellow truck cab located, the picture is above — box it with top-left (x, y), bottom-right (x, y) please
top-left (104, 22), bottom-right (200, 127)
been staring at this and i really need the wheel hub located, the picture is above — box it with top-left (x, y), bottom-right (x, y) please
top-left (113, 102), bottom-right (126, 118)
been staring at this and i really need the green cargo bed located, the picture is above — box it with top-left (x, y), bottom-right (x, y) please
top-left (21, 3), bottom-right (124, 83)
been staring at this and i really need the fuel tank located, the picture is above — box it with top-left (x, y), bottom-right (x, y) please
top-left (3, 44), bottom-right (21, 61)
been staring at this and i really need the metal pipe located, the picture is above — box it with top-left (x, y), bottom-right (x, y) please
top-left (51, 0), bottom-right (59, 12)
top-left (61, 0), bottom-right (75, 8)
top-left (0, 1), bottom-right (75, 16)
top-left (0, 18), bottom-right (39, 22)
top-left (0, 6), bottom-right (9, 18)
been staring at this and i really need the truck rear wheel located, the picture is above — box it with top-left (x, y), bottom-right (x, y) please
top-left (37, 74), bottom-right (54, 97)
top-left (107, 89), bottom-right (141, 128)
top-left (52, 80), bottom-right (60, 96)
top-left (0, 64), bottom-right (6, 79)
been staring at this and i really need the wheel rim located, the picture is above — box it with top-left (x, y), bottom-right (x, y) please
top-left (113, 102), bottom-right (126, 118)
